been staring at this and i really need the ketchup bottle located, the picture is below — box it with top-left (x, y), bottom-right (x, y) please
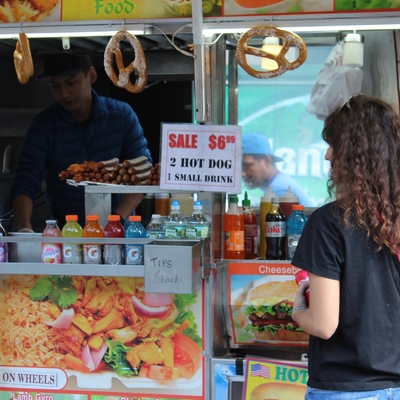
top-left (295, 269), bottom-right (310, 305)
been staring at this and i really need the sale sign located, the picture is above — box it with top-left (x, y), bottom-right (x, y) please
top-left (159, 123), bottom-right (242, 192)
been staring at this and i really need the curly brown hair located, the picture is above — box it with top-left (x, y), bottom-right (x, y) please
top-left (322, 94), bottom-right (400, 254)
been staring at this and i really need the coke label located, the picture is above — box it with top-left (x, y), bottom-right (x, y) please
top-left (266, 221), bottom-right (286, 237)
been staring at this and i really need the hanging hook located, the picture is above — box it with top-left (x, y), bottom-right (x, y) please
top-left (122, 18), bottom-right (126, 31)
top-left (19, 22), bottom-right (24, 33)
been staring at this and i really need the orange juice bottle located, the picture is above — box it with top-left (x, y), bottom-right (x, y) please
top-left (224, 195), bottom-right (245, 260)
top-left (82, 215), bottom-right (104, 264)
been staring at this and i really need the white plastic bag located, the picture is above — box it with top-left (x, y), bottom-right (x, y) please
top-left (307, 41), bottom-right (363, 120)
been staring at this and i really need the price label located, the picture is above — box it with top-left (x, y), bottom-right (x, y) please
top-left (160, 123), bottom-right (242, 192)
top-left (208, 134), bottom-right (236, 151)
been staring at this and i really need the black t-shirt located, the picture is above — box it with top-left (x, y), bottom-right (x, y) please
top-left (292, 201), bottom-right (400, 391)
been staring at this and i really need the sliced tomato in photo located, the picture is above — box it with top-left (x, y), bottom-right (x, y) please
top-left (234, 0), bottom-right (283, 8)
top-left (173, 333), bottom-right (202, 380)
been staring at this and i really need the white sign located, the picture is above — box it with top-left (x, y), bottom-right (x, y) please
top-left (160, 123), bottom-right (242, 192)
top-left (0, 366), bottom-right (67, 390)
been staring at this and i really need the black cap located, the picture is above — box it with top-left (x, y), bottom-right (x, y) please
top-left (38, 54), bottom-right (92, 78)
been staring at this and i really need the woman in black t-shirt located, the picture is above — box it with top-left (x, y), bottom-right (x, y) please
top-left (292, 95), bottom-right (400, 399)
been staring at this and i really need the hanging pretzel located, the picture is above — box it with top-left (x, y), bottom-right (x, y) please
top-left (13, 32), bottom-right (34, 84)
top-left (104, 30), bottom-right (147, 94)
top-left (235, 26), bottom-right (307, 79)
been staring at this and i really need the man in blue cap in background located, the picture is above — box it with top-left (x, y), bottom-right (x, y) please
top-left (242, 133), bottom-right (313, 206)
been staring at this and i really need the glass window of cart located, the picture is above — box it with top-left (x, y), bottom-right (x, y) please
top-left (236, 45), bottom-right (333, 209)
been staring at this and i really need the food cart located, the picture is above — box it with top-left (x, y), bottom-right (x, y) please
top-left (0, 1), bottom-right (400, 399)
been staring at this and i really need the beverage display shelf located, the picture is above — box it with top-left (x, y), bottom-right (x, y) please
top-left (0, 263), bottom-right (145, 277)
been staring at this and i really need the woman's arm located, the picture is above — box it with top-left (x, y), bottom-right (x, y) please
top-left (292, 273), bottom-right (340, 339)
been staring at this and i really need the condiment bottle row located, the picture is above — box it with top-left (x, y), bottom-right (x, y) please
top-left (223, 187), bottom-right (308, 261)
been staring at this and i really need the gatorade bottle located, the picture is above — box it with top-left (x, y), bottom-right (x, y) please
top-left (42, 220), bottom-right (62, 264)
top-left (0, 219), bottom-right (8, 262)
top-left (125, 215), bottom-right (147, 265)
top-left (287, 205), bottom-right (308, 260)
top-left (62, 215), bottom-right (83, 264)
top-left (164, 200), bottom-right (187, 239)
top-left (224, 195), bottom-right (245, 260)
top-left (146, 214), bottom-right (165, 239)
top-left (265, 197), bottom-right (286, 260)
top-left (103, 215), bottom-right (125, 265)
top-left (260, 187), bottom-right (276, 259)
top-left (279, 186), bottom-right (299, 221)
top-left (242, 192), bottom-right (258, 259)
top-left (185, 200), bottom-right (210, 239)
top-left (82, 215), bottom-right (104, 264)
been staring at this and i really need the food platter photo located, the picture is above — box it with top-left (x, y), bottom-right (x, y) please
top-left (0, 0), bottom-right (61, 23)
top-left (229, 275), bottom-right (309, 346)
top-left (223, 0), bottom-right (334, 15)
top-left (0, 274), bottom-right (203, 395)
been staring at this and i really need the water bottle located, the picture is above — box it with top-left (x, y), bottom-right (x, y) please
top-left (146, 214), bottom-right (165, 239)
top-left (287, 205), bottom-right (307, 260)
top-left (164, 200), bottom-right (187, 239)
top-left (185, 200), bottom-right (209, 239)
top-left (125, 215), bottom-right (147, 265)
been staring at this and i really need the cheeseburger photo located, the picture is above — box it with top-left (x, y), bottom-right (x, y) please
top-left (244, 280), bottom-right (309, 342)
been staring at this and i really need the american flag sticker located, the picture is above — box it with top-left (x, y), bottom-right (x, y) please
top-left (251, 363), bottom-right (271, 379)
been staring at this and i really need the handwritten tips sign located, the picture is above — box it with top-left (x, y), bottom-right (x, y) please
top-left (144, 241), bottom-right (201, 294)
top-left (160, 123), bottom-right (242, 192)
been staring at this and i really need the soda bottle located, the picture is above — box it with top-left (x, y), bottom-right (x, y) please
top-left (164, 200), bottom-right (187, 239)
top-left (146, 214), bottom-right (165, 239)
top-left (103, 214), bottom-right (125, 265)
top-left (82, 215), bottom-right (104, 264)
top-left (185, 200), bottom-right (210, 239)
top-left (125, 215), bottom-right (147, 265)
top-left (0, 219), bottom-right (8, 262)
top-left (295, 269), bottom-right (310, 305)
top-left (265, 197), bottom-right (286, 260)
top-left (242, 192), bottom-right (258, 259)
top-left (224, 195), bottom-right (245, 260)
top-left (259, 187), bottom-right (276, 260)
top-left (62, 215), bottom-right (83, 264)
top-left (287, 205), bottom-right (308, 261)
top-left (42, 219), bottom-right (62, 264)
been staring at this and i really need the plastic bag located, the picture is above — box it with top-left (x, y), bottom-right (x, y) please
top-left (306, 41), bottom-right (363, 120)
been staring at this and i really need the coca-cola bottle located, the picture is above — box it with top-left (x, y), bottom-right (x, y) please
top-left (265, 197), bottom-right (286, 260)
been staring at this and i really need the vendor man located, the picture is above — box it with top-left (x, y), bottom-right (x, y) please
top-left (242, 133), bottom-right (313, 206)
top-left (11, 53), bottom-right (152, 230)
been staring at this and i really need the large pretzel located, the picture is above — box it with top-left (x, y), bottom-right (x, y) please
top-left (235, 26), bottom-right (307, 79)
top-left (104, 30), bottom-right (147, 94)
top-left (13, 32), bottom-right (34, 84)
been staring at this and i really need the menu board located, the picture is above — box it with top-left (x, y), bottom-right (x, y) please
top-left (0, 274), bottom-right (204, 400)
top-left (0, 0), bottom-right (399, 24)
